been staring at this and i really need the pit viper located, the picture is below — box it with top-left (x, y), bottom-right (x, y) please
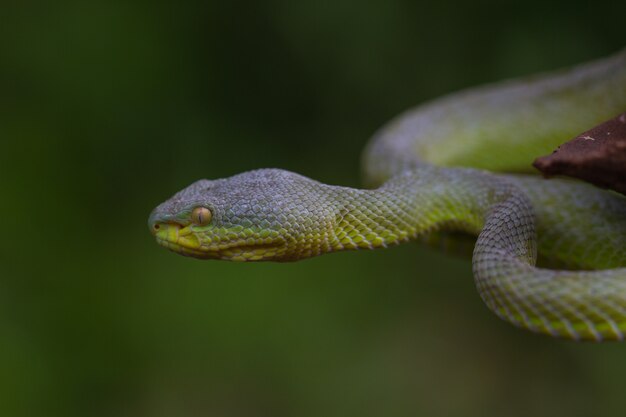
top-left (149, 49), bottom-right (626, 341)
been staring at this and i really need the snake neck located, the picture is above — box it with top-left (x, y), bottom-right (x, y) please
top-left (328, 167), bottom-right (527, 256)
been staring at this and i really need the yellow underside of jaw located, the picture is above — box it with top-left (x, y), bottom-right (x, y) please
top-left (154, 223), bottom-right (282, 261)
top-left (155, 237), bottom-right (207, 258)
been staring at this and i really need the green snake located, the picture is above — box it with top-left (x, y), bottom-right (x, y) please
top-left (149, 49), bottom-right (626, 341)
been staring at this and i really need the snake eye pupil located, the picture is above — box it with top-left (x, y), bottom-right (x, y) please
top-left (192, 207), bottom-right (212, 226)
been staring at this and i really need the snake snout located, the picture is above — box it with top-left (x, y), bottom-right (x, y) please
top-left (148, 209), bottom-right (168, 236)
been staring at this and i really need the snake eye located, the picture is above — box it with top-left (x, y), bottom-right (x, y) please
top-left (191, 207), bottom-right (212, 226)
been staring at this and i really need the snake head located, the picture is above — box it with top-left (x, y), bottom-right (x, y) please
top-left (148, 169), bottom-right (339, 261)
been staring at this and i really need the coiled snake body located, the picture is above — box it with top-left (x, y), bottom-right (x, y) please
top-left (150, 50), bottom-right (626, 341)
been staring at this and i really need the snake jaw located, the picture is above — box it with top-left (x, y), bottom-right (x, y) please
top-left (152, 221), bottom-right (287, 261)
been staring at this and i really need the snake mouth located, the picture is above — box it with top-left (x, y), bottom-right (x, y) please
top-left (153, 222), bottom-right (284, 261)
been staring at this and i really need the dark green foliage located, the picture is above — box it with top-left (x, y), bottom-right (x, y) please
top-left (1, 1), bottom-right (625, 416)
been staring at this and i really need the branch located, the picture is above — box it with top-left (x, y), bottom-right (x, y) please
top-left (533, 112), bottom-right (626, 195)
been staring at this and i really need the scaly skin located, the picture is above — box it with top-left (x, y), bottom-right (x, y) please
top-left (149, 49), bottom-right (626, 341)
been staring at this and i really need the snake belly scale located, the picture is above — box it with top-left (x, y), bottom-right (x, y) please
top-left (150, 49), bottom-right (626, 341)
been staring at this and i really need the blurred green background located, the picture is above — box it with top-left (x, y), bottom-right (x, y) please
top-left (2, 1), bottom-right (626, 416)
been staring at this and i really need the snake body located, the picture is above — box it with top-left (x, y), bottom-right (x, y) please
top-left (150, 50), bottom-right (626, 341)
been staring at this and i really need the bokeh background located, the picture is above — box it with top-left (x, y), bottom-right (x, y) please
top-left (2, 1), bottom-right (626, 416)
